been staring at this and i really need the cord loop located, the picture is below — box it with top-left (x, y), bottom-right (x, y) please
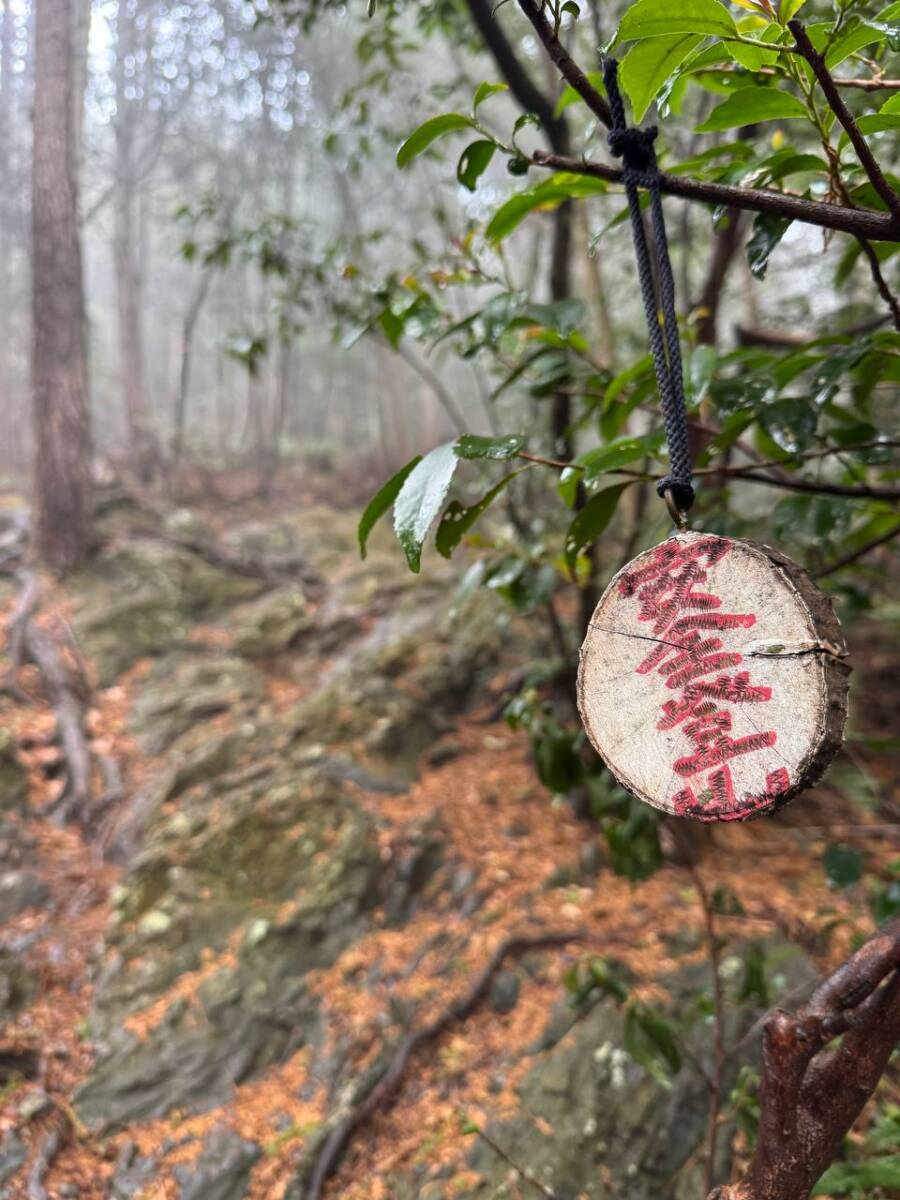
top-left (603, 58), bottom-right (695, 522)
top-left (607, 125), bottom-right (658, 174)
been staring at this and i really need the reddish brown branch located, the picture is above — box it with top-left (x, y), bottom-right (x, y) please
top-left (515, 0), bottom-right (612, 128)
top-left (517, 450), bottom-right (900, 501)
top-left (710, 918), bottom-right (900, 1200)
top-left (789, 21), bottom-right (900, 224)
top-left (531, 150), bottom-right (900, 241)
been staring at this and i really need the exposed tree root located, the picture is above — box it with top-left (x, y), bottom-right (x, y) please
top-left (0, 509), bottom-right (30, 574)
top-left (4, 571), bottom-right (94, 822)
top-left (301, 928), bottom-right (584, 1200)
top-left (23, 621), bottom-right (92, 820)
top-left (3, 572), bottom-right (41, 701)
top-left (709, 917), bottom-right (900, 1200)
top-left (28, 1125), bottom-right (63, 1200)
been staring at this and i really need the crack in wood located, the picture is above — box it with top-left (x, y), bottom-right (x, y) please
top-left (589, 623), bottom-right (845, 661)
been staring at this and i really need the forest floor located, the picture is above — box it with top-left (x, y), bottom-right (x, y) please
top-left (0, 485), bottom-right (898, 1200)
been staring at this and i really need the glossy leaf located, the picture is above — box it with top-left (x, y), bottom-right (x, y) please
top-left (454, 433), bottom-right (525, 460)
top-left (696, 88), bottom-right (807, 132)
top-left (393, 442), bottom-right (459, 572)
top-left (486, 175), bottom-right (607, 242)
top-left (617, 0), bottom-right (736, 42)
top-left (396, 113), bottom-right (474, 168)
top-left (620, 34), bottom-right (703, 122)
top-left (564, 483), bottom-right (629, 574)
top-left (436, 470), bottom-right (524, 558)
top-left (728, 22), bottom-right (782, 71)
top-left (779, 0), bottom-right (806, 20)
top-left (457, 140), bottom-right (496, 191)
top-left (472, 81), bottom-right (508, 112)
top-left (580, 431), bottom-right (663, 484)
top-left (746, 213), bottom-right (791, 280)
top-left (358, 456), bottom-right (422, 559)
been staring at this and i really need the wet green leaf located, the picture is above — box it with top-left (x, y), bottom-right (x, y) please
top-left (393, 443), bottom-right (460, 572)
top-left (457, 140), bottom-right (496, 191)
top-left (397, 113), bottom-right (474, 168)
top-left (564, 484), bottom-right (629, 574)
top-left (358, 456), bottom-right (422, 559)
top-left (617, 0), bottom-right (736, 42)
top-left (697, 88), bottom-right (807, 132)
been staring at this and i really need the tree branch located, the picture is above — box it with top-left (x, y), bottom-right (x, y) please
top-left (710, 919), bottom-right (900, 1200)
top-left (789, 20), bottom-right (900, 224)
top-left (515, 0), bottom-right (612, 127)
top-left (463, 0), bottom-right (567, 152)
top-left (813, 521), bottom-right (900, 578)
top-left (518, 450), bottom-right (900, 501)
top-left (531, 150), bottom-right (900, 241)
top-left (829, 76), bottom-right (900, 91)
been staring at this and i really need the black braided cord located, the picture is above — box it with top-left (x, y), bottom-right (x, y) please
top-left (603, 58), bottom-right (695, 518)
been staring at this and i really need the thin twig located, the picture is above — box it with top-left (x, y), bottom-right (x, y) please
top-left (473, 1126), bottom-right (556, 1197)
top-left (516, 450), bottom-right (900, 501)
top-left (717, 63), bottom-right (900, 91)
top-left (789, 20), bottom-right (900, 223)
top-left (813, 521), bottom-right (900, 578)
top-left (531, 150), bottom-right (900, 242)
top-left (853, 235), bottom-right (900, 330)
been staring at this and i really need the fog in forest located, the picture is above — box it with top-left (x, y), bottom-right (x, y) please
top-left (2, 2), bottom-right (899, 1198)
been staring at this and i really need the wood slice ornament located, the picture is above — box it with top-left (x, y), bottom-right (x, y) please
top-left (577, 532), bottom-right (850, 822)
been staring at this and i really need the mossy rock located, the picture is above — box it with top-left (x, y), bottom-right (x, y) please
top-left (73, 542), bottom-right (263, 684)
top-left (77, 769), bottom-right (383, 1127)
top-left (232, 588), bottom-right (311, 658)
top-left (100, 766), bottom-right (375, 995)
top-left (129, 653), bottom-right (263, 754)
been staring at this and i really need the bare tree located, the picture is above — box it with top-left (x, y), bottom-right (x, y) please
top-left (31, 0), bottom-right (92, 572)
top-left (112, 0), bottom-right (160, 483)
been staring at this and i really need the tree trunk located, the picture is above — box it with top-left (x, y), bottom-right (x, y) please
top-left (31, 0), bottom-right (91, 572)
top-left (0, 0), bottom-right (16, 471)
top-left (171, 268), bottom-right (214, 471)
top-left (113, 0), bottom-right (157, 482)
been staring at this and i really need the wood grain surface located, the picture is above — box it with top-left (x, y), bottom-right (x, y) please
top-left (578, 533), bottom-right (850, 822)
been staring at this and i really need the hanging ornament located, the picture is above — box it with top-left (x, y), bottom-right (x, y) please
top-left (576, 63), bottom-right (849, 822)
top-left (578, 532), bottom-right (849, 821)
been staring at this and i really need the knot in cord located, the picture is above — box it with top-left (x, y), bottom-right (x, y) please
top-left (602, 56), bottom-right (695, 523)
top-left (607, 125), bottom-right (658, 175)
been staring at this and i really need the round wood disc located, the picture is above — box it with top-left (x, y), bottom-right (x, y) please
top-left (577, 532), bottom-right (850, 822)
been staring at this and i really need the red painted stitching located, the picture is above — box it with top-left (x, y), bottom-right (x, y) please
top-left (617, 537), bottom-right (788, 820)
